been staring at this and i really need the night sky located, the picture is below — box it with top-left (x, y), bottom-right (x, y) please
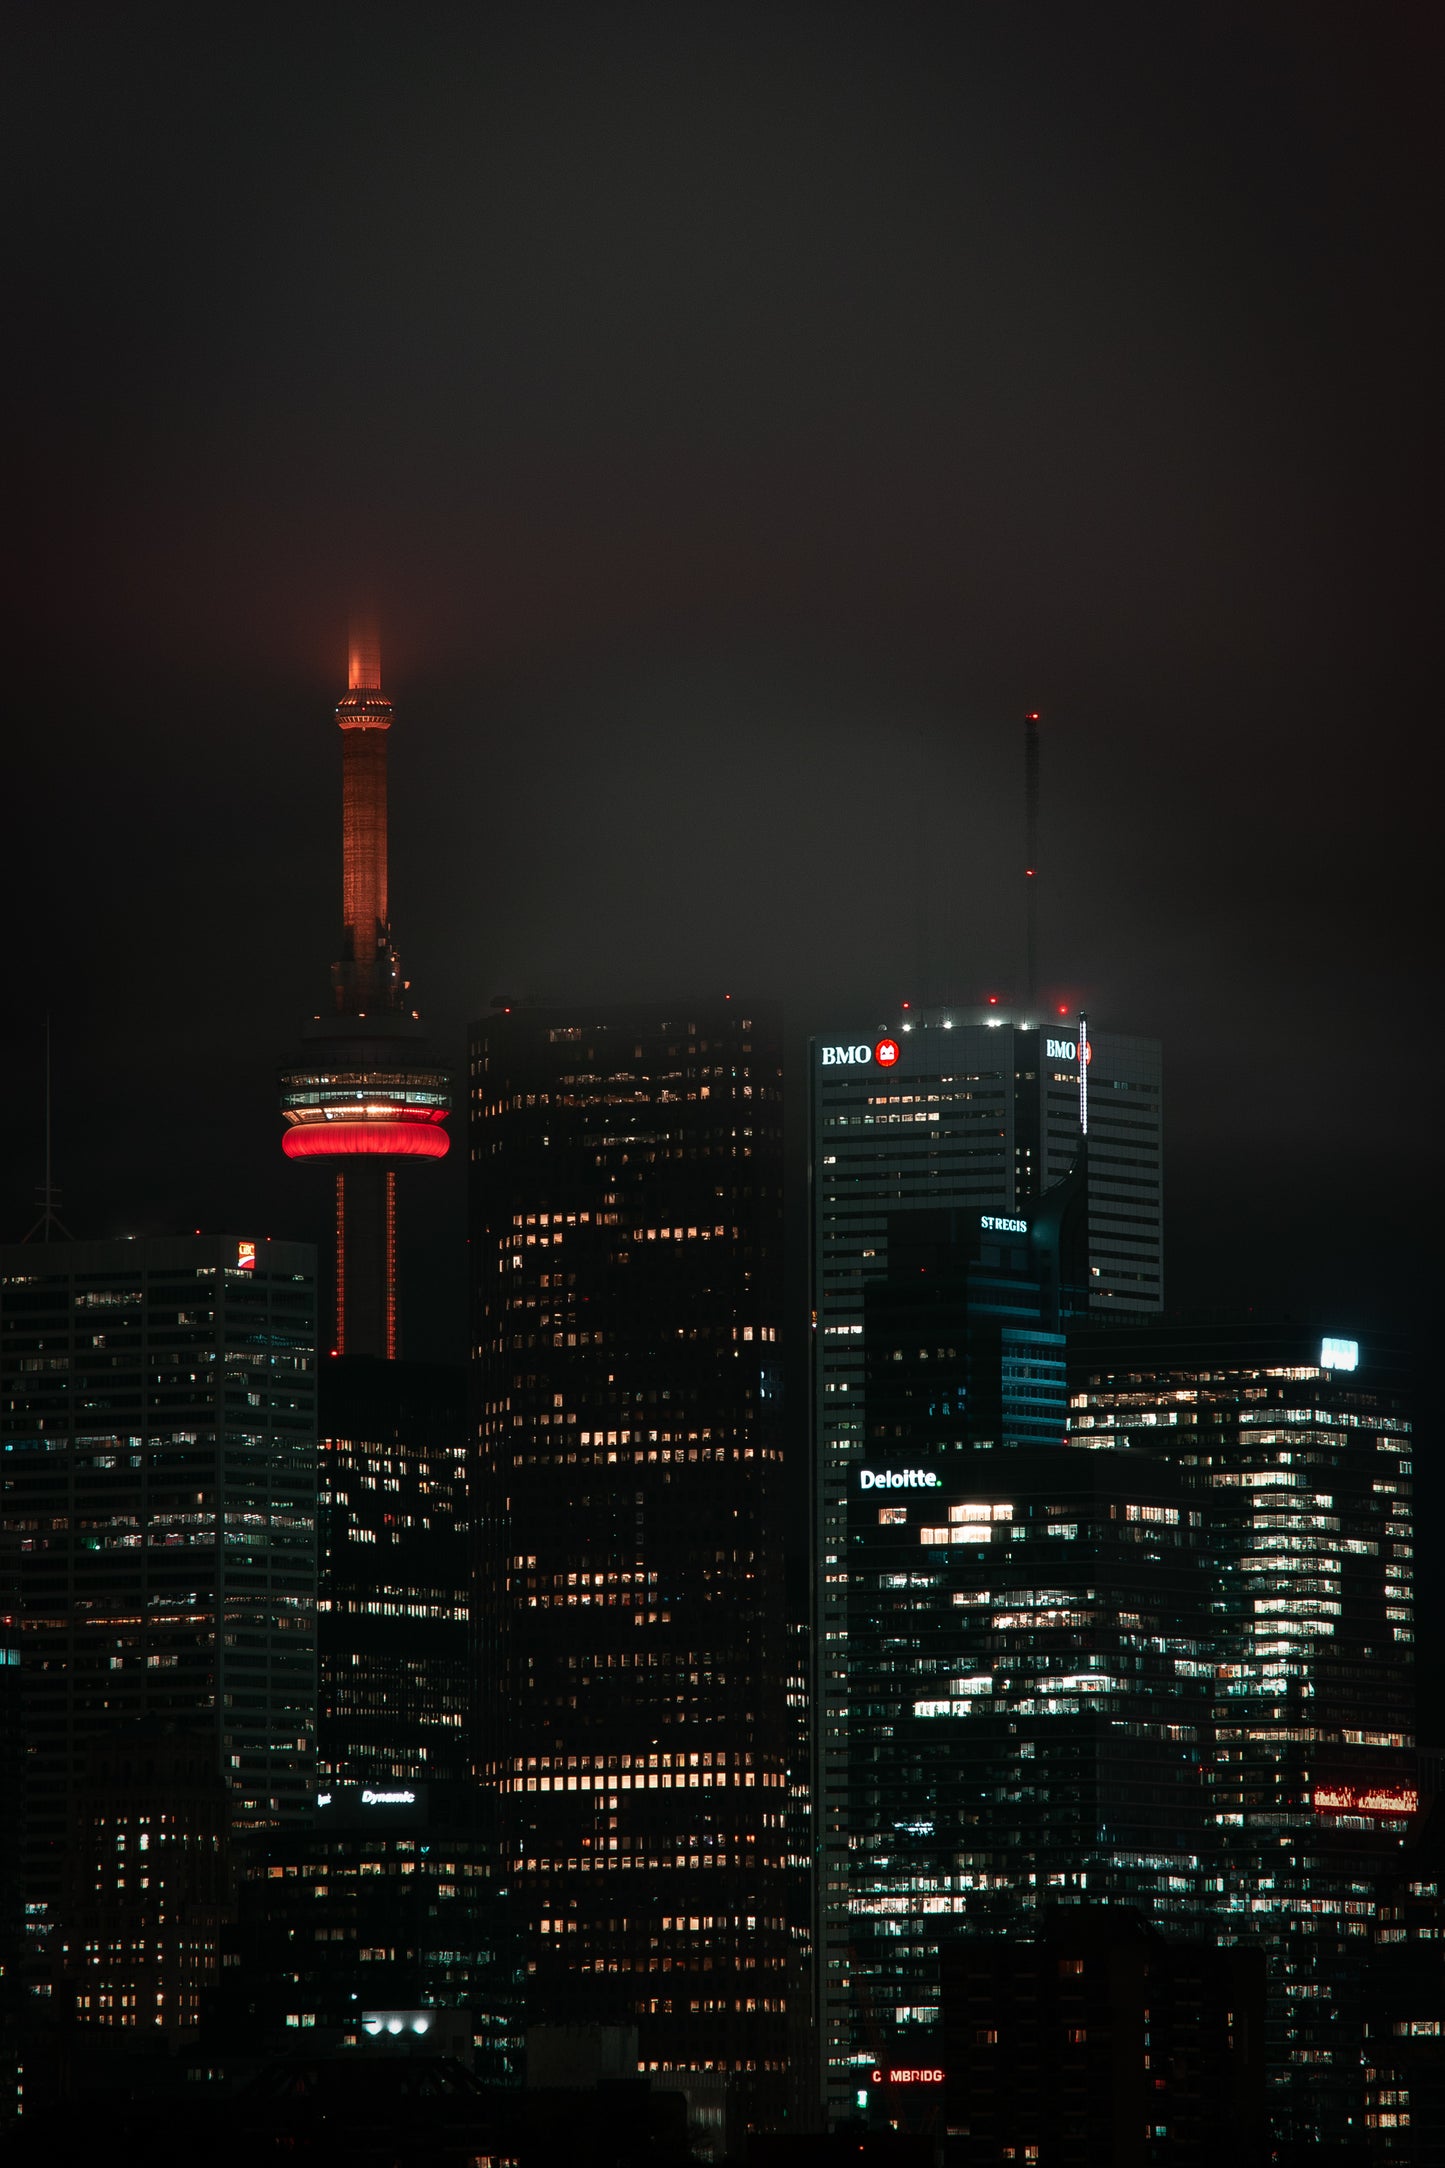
top-left (7, 11), bottom-right (1439, 1697)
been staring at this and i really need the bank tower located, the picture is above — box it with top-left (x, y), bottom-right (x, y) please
top-left (279, 623), bottom-right (450, 1357)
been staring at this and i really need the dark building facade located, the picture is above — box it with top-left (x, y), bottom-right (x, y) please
top-left (1360, 1793), bottom-right (1445, 2163)
top-left (938, 1909), bottom-right (1267, 2167)
top-left (1070, 1320), bottom-right (1417, 2151)
top-left (58, 1718), bottom-right (232, 2033)
top-left (0, 1529), bottom-right (21, 2116)
top-left (317, 1357), bottom-right (470, 1786)
top-left (0, 1234), bottom-right (318, 1970)
top-left (836, 1201), bottom-right (1211, 2115)
top-left (217, 1781), bottom-right (519, 2083)
top-left (470, 1000), bottom-right (795, 2122)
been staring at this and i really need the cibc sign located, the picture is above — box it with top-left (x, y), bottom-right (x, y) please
top-left (819, 1038), bottom-right (901, 1069)
top-left (1313, 1784), bottom-right (1418, 1818)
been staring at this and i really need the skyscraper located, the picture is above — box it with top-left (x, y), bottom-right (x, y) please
top-left (470, 1000), bottom-right (797, 2124)
top-left (811, 1005), bottom-right (1161, 2108)
top-left (217, 1780), bottom-right (520, 2083)
top-left (1070, 1319), bottom-right (1416, 2150)
top-left (279, 624), bottom-right (451, 1359)
top-left (59, 1717), bottom-right (232, 2032)
top-left (316, 1357), bottom-right (470, 1787)
top-left (0, 1235), bottom-right (318, 1944)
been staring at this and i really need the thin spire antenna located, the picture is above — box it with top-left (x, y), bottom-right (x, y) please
top-left (1024, 711), bottom-right (1040, 1011)
top-left (24, 1015), bottom-right (72, 1241)
top-left (347, 614), bottom-right (382, 693)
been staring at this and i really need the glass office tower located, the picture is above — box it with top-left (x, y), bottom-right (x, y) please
top-left (1070, 1320), bottom-right (1416, 2151)
top-left (832, 1200), bottom-right (1209, 2117)
top-left (812, 1006), bottom-right (1161, 2116)
top-left (470, 1000), bottom-right (795, 2126)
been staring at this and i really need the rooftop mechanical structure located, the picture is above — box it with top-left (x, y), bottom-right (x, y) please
top-left (280, 623), bottom-right (450, 1357)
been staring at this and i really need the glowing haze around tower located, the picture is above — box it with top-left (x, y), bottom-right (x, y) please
top-left (279, 622), bottom-right (451, 1357)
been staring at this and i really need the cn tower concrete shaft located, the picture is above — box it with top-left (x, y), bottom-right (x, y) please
top-left (340, 728), bottom-right (389, 1005)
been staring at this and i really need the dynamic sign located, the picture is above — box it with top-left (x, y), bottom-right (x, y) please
top-left (859, 1469), bottom-right (940, 1490)
top-left (1320, 1337), bottom-right (1359, 1372)
top-left (1313, 1785), bottom-right (1417, 1817)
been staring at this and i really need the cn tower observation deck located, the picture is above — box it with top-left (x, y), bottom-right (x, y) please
top-left (279, 623), bottom-right (451, 1358)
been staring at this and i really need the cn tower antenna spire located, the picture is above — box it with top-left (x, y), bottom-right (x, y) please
top-left (348, 615), bottom-right (382, 693)
top-left (1024, 710), bottom-right (1041, 1012)
top-left (335, 615), bottom-right (396, 1017)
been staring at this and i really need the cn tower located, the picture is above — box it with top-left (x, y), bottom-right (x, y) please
top-left (279, 623), bottom-right (451, 1357)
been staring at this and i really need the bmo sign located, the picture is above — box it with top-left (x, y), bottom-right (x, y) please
top-left (819, 1038), bottom-right (901, 1069)
top-left (1047, 1036), bottom-right (1092, 1063)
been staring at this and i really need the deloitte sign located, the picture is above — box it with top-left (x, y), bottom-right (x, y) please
top-left (858, 1468), bottom-right (940, 1491)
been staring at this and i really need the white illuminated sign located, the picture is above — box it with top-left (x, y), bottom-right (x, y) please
top-left (819, 1038), bottom-right (903, 1069)
top-left (361, 1788), bottom-right (416, 1805)
top-left (859, 1468), bottom-right (940, 1490)
top-left (1046, 1037), bottom-right (1076, 1060)
top-left (980, 1214), bottom-right (1028, 1234)
top-left (1320, 1337), bottom-right (1359, 1372)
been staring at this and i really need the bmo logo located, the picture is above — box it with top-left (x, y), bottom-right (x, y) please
top-left (1047, 1036), bottom-right (1092, 1063)
top-left (819, 1039), bottom-right (902, 1069)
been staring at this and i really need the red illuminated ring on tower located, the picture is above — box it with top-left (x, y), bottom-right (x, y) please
top-left (282, 1122), bottom-right (450, 1161)
top-left (875, 1038), bottom-right (901, 1067)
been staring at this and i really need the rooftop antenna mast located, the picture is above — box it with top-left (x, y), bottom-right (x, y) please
top-left (1077, 1010), bottom-right (1090, 1138)
top-left (24, 1014), bottom-right (72, 1241)
top-left (1024, 711), bottom-right (1040, 1013)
